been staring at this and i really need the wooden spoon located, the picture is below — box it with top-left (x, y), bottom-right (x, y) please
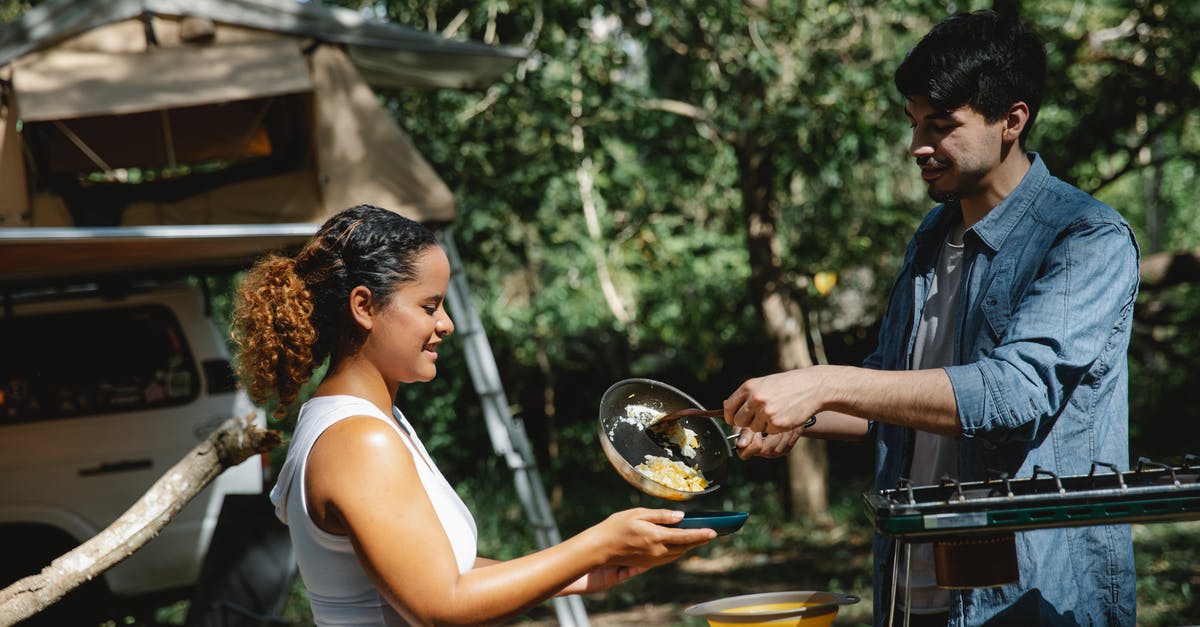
top-left (647, 407), bottom-right (724, 427)
top-left (650, 408), bottom-right (818, 441)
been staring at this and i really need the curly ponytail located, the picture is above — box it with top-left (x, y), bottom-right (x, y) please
top-left (231, 255), bottom-right (320, 417)
top-left (231, 204), bottom-right (439, 417)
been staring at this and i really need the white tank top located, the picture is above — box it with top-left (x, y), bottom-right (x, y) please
top-left (270, 395), bottom-right (478, 626)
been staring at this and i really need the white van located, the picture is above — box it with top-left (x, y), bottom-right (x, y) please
top-left (0, 279), bottom-right (269, 624)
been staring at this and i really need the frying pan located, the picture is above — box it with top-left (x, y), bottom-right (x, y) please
top-left (598, 378), bottom-right (732, 500)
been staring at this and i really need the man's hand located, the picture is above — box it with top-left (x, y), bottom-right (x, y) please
top-left (723, 365), bottom-right (956, 441)
top-left (732, 429), bottom-right (804, 460)
top-left (724, 368), bottom-right (830, 435)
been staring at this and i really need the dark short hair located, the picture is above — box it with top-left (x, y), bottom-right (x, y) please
top-left (894, 10), bottom-right (1047, 145)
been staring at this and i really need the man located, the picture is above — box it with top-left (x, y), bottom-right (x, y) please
top-left (723, 10), bottom-right (1138, 626)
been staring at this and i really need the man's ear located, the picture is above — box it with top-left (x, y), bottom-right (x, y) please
top-left (1003, 101), bottom-right (1031, 144)
top-left (348, 285), bottom-right (374, 331)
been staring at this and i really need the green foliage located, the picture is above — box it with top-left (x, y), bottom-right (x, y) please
top-left (4, 0), bottom-right (1199, 620)
top-left (340, 1), bottom-right (941, 491)
top-left (298, 0), bottom-right (1200, 531)
top-left (1127, 283), bottom-right (1200, 458)
top-left (1034, 1), bottom-right (1200, 246)
top-left (0, 0), bottom-right (29, 23)
top-left (1134, 521), bottom-right (1200, 625)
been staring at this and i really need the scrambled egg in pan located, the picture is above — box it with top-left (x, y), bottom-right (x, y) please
top-left (634, 454), bottom-right (709, 492)
top-left (659, 421), bottom-right (700, 459)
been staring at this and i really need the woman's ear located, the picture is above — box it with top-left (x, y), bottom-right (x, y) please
top-left (348, 285), bottom-right (374, 331)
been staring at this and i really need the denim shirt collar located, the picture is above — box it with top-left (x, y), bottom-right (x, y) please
top-left (911, 152), bottom-right (1050, 260)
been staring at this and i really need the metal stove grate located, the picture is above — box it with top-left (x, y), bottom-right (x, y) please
top-left (864, 455), bottom-right (1200, 539)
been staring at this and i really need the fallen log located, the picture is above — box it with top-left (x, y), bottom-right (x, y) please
top-left (0, 414), bottom-right (281, 627)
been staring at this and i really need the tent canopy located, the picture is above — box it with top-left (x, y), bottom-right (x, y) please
top-left (0, 0), bottom-right (525, 279)
top-left (0, 0), bottom-right (526, 237)
top-left (0, 0), bottom-right (527, 90)
top-left (14, 39), bottom-right (313, 122)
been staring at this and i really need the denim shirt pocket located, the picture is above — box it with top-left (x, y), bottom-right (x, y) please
top-left (979, 259), bottom-right (1014, 344)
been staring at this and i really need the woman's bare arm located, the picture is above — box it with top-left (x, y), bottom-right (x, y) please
top-left (306, 417), bottom-right (714, 626)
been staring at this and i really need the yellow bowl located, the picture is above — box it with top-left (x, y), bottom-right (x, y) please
top-left (684, 591), bottom-right (860, 627)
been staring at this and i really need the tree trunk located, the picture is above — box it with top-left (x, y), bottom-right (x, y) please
top-left (1140, 248), bottom-right (1200, 290)
top-left (734, 140), bottom-right (830, 521)
top-left (1139, 129), bottom-right (1165, 255)
top-left (0, 415), bottom-right (281, 626)
top-left (536, 342), bottom-right (563, 508)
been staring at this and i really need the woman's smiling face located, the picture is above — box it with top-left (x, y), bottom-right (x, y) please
top-left (362, 245), bottom-right (455, 385)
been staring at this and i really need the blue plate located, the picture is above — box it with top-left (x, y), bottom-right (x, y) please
top-left (667, 510), bottom-right (749, 535)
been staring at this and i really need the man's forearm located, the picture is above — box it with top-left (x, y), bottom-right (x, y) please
top-left (803, 410), bottom-right (871, 442)
top-left (724, 364), bottom-right (961, 440)
top-left (824, 365), bottom-right (960, 437)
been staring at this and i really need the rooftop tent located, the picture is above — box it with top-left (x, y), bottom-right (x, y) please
top-left (0, 0), bottom-right (527, 90)
top-left (0, 0), bottom-right (527, 230)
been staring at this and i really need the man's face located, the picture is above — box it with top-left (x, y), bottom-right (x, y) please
top-left (904, 95), bottom-right (1008, 203)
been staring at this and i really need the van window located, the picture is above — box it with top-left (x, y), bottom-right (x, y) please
top-left (0, 305), bottom-right (200, 423)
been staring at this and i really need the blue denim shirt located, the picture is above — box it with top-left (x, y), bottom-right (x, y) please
top-left (865, 154), bottom-right (1138, 626)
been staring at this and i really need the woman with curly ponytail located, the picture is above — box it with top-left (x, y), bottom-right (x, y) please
top-left (234, 205), bottom-right (713, 626)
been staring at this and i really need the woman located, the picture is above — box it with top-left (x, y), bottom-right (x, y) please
top-left (232, 204), bottom-right (715, 626)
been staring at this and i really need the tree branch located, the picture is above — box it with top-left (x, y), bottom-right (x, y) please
top-left (1088, 11), bottom-right (1139, 50)
top-left (640, 98), bottom-right (731, 144)
top-left (640, 97), bottom-right (709, 121)
top-left (1089, 145), bottom-right (1197, 197)
top-left (1086, 109), bottom-right (1196, 197)
top-left (572, 73), bottom-right (633, 325)
top-left (0, 415), bottom-right (281, 626)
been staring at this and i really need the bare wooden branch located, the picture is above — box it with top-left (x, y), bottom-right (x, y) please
top-left (641, 97), bottom-right (710, 121)
top-left (0, 415), bottom-right (281, 627)
top-left (458, 84), bottom-right (502, 123)
top-left (640, 98), bottom-right (732, 145)
top-left (441, 9), bottom-right (469, 38)
top-left (1088, 12), bottom-right (1139, 51)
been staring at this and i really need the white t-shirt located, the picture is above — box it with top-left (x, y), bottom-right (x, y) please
top-left (270, 395), bottom-right (478, 626)
top-left (902, 228), bottom-right (964, 614)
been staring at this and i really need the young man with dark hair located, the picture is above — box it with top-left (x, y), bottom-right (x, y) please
top-left (722, 10), bottom-right (1137, 626)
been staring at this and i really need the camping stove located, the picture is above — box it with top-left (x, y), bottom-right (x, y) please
top-left (863, 455), bottom-right (1200, 625)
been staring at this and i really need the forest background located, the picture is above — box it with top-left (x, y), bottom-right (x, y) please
top-left (6, 0), bottom-right (1199, 624)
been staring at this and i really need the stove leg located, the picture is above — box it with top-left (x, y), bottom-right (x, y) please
top-left (887, 540), bottom-right (900, 627)
top-left (902, 542), bottom-right (913, 627)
